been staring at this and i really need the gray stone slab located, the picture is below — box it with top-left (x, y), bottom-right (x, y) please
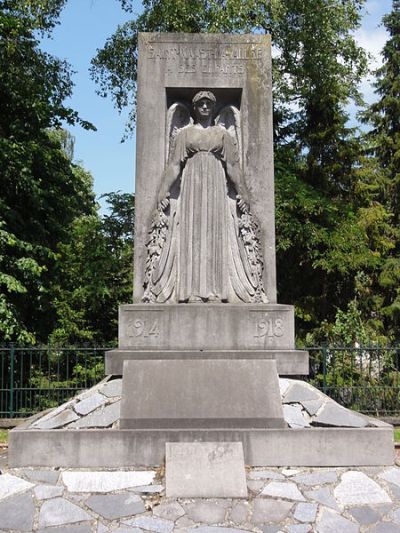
top-left (279, 379), bottom-right (291, 396)
top-left (185, 501), bottom-right (227, 523)
top-left (61, 471), bottom-right (155, 492)
top-left (20, 469), bottom-right (59, 484)
top-left (106, 349), bottom-right (309, 376)
top-left (316, 507), bottom-right (359, 532)
top-left (99, 379), bottom-right (122, 398)
top-left (302, 399), bottom-right (325, 416)
top-left (287, 526), bottom-right (312, 533)
top-left (229, 502), bottom-right (249, 523)
top-left (283, 382), bottom-right (321, 403)
top-left (9, 426), bottom-right (395, 468)
top-left (74, 393), bottom-right (106, 416)
top-left (124, 516), bottom-right (174, 532)
top-left (0, 472), bottom-right (34, 499)
top-left (261, 481), bottom-right (305, 501)
top-left (38, 497), bottom-right (92, 528)
top-left (293, 470), bottom-right (337, 486)
top-left (121, 359), bottom-right (285, 429)
top-left (31, 399), bottom-right (74, 428)
top-left (334, 471), bottom-right (391, 505)
top-left (379, 468), bottom-right (400, 487)
top-left (248, 469), bottom-right (284, 480)
top-left (369, 524), bottom-right (400, 533)
top-left (252, 499), bottom-right (294, 523)
top-left (34, 484), bottom-right (64, 499)
top-left (153, 501), bottom-right (185, 521)
top-left (166, 442), bottom-right (247, 498)
top-left (131, 484), bottom-right (164, 494)
top-left (33, 408), bottom-right (79, 429)
top-left (247, 480), bottom-right (264, 493)
top-left (37, 525), bottom-right (92, 533)
top-left (0, 491), bottom-right (35, 531)
top-left (70, 401), bottom-right (120, 428)
top-left (283, 404), bottom-right (310, 428)
top-left (86, 492), bottom-right (145, 519)
top-left (348, 506), bottom-right (383, 525)
top-left (294, 502), bottom-right (318, 522)
top-left (313, 401), bottom-right (368, 428)
top-left (117, 304), bottom-right (295, 351)
top-left (305, 487), bottom-right (340, 511)
top-left (188, 529), bottom-right (250, 533)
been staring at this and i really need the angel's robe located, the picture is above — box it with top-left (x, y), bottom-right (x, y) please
top-left (152, 123), bottom-right (258, 303)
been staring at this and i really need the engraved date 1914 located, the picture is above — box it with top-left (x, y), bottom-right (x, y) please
top-left (254, 314), bottom-right (284, 339)
top-left (127, 318), bottom-right (160, 338)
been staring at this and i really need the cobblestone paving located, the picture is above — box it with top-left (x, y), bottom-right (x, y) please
top-left (1, 464), bottom-right (400, 531)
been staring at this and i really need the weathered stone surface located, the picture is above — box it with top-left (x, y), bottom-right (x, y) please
top-left (348, 506), bottom-right (385, 525)
top-left (30, 399), bottom-right (74, 427)
top-left (229, 502), bottom-right (249, 523)
top-left (33, 408), bottom-right (79, 429)
top-left (287, 526), bottom-right (312, 533)
top-left (293, 502), bottom-right (318, 522)
top-left (189, 529), bottom-right (250, 533)
top-left (61, 471), bottom-right (154, 492)
top-left (313, 401), bottom-right (368, 427)
top-left (38, 497), bottom-right (92, 528)
top-left (33, 484), bottom-right (64, 499)
top-left (305, 487), bottom-right (340, 511)
top-left (247, 480), bottom-right (264, 493)
top-left (261, 481), bottom-right (306, 501)
top-left (282, 469), bottom-right (301, 477)
top-left (252, 499), bottom-right (294, 523)
top-left (85, 492), bottom-right (145, 519)
top-left (21, 469), bottom-right (59, 484)
top-left (74, 393), bottom-right (106, 416)
top-left (293, 470), bottom-right (337, 486)
top-left (131, 484), bottom-right (164, 494)
top-left (283, 382), bottom-right (320, 403)
top-left (153, 501), bottom-right (185, 521)
top-left (302, 399), bottom-right (324, 416)
top-left (99, 379), bottom-right (122, 398)
top-left (166, 442), bottom-right (247, 498)
top-left (185, 501), bottom-right (227, 524)
top-left (283, 404), bottom-right (310, 428)
top-left (334, 471), bottom-right (391, 505)
top-left (366, 523), bottom-right (399, 533)
top-left (37, 525), bottom-right (92, 533)
top-left (249, 469), bottom-right (284, 480)
top-left (279, 379), bottom-right (291, 396)
top-left (0, 491), bottom-right (35, 531)
top-left (379, 468), bottom-right (400, 488)
top-left (0, 473), bottom-right (34, 499)
top-left (70, 401), bottom-right (120, 428)
top-left (316, 507), bottom-right (359, 533)
top-left (112, 528), bottom-right (142, 533)
top-left (122, 360), bottom-right (285, 430)
top-left (124, 516), bottom-right (174, 532)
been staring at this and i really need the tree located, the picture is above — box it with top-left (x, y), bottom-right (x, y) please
top-left (360, 0), bottom-right (400, 339)
top-left (0, 0), bottom-right (96, 342)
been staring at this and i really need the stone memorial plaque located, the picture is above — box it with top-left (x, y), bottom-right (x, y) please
top-left (165, 441), bottom-right (247, 498)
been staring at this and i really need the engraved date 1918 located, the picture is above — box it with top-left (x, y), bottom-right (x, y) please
top-left (127, 318), bottom-right (160, 338)
top-left (254, 314), bottom-right (284, 339)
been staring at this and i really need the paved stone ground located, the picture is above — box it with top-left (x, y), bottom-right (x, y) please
top-left (2, 461), bottom-right (400, 531)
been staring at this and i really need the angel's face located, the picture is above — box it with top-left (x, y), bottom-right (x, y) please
top-left (194, 98), bottom-right (215, 120)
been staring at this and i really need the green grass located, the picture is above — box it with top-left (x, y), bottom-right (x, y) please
top-left (0, 429), bottom-right (8, 445)
top-left (394, 429), bottom-right (400, 443)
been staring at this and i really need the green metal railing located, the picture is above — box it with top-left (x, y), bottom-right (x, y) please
top-left (1, 345), bottom-right (400, 418)
top-left (0, 345), bottom-right (106, 418)
top-left (307, 345), bottom-right (400, 416)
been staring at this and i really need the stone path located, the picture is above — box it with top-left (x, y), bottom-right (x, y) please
top-left (2, 463), bottom-right (400, 531)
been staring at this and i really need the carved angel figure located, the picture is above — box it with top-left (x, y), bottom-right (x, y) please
top-left (143, 90), bottom-right (267, 304)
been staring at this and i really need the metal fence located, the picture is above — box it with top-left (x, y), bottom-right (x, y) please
top-left (1, 345), bottom-right (400, 418)
top-left (0, 346), bottom-right (106, 418)
top-left (308, 346), bottom-right (400, 416)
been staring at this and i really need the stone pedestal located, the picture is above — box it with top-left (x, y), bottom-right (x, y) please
top-left (120, 359), bottom-right (285, 429)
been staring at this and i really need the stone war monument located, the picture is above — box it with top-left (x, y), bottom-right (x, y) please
top-left (9, 33), bottom-right (394, 469)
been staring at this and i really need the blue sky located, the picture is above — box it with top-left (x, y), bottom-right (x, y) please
top-left (41, 0), bottom-right (393, 205)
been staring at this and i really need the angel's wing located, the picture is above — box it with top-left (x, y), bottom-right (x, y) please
top-left (215, 105), bottom-right (242, 168)
top-left (165, 101), bottom-right (192, 163)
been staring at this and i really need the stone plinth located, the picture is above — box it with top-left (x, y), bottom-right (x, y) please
top-left (119, 359), bottom-right (286, 429)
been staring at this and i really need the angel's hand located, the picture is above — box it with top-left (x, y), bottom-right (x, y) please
top-left (157, 191), bottom-right (170, 209)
